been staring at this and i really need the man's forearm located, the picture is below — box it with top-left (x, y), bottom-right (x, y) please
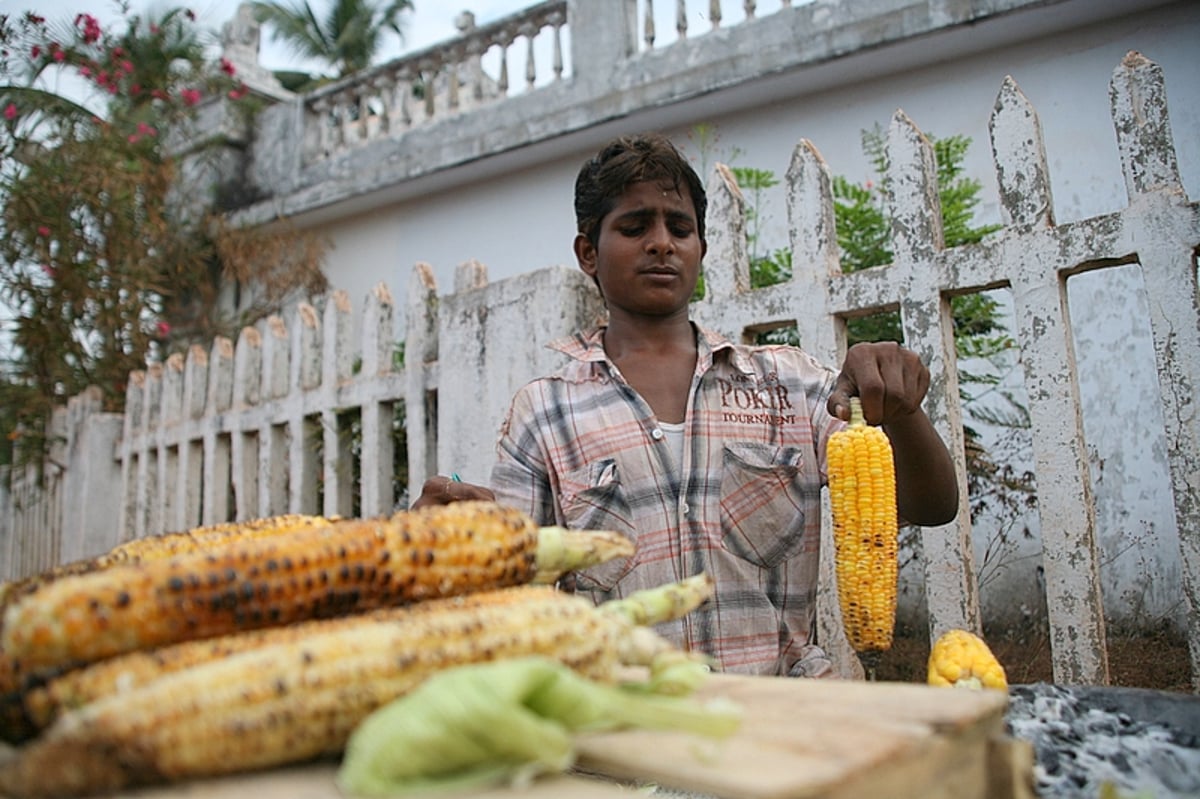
top-left (884, 410), bottom-right (959, 526)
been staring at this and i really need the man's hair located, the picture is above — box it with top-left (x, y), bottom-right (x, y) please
top-left (573, 132), bottom-right (707, 248)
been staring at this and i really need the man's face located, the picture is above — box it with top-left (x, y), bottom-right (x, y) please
top-left (575, 180), bottom-right (706, 320)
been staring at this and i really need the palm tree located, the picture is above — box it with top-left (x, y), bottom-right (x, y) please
top-left (251, 0), bottom-right (413, 83)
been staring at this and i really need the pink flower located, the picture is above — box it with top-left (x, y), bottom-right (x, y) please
top-left (220, 57), bottom-right (236, 76)
top-left (30, 45), bottom-right (41, 59)
top-left (227, 83), bottom-right (248, 100)
top-left (53, 49), bottom-right (66, 63)
top-left (136, 121), bottom-right (156, 137)
top-left (41, 264), bottom-right (55, 277)
top-left (156, 321), bottom-right (171, 337)
top-left (180, 88), bottom-right (202, 106)
top-left (128, 133), bottom-right (139, 143)
top-left (37, 226), bottom-right (50, 237)
top-left (80, 66), bottom-right (92, 78)
top-left (3, 103), bottom-right (16, 121)
top-left (121, 60), bottom-right (133, 73)
top-left (75, 14), bottom-right (102, 44)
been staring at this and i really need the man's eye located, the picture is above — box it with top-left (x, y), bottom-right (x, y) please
top-left (670, 225), bottom-right (694, 237)
top-left (619, 226), bottom-right (644, 237)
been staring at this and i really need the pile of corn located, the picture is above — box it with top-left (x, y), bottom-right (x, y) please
top-left (0, 501), bottom-right (712, 798)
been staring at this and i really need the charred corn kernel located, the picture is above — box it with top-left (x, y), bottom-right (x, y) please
top-left (927, 629), bottom-right (1007, 690)
top-left (827, 397), bottom-right (899, 656)
top-left (2, 502), bottom-right (629, 672)
top-left (0, 578), bottom-right (713, 798)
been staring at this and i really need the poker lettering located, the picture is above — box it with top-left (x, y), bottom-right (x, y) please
top-left (718, 377), bottom-right (796, 425)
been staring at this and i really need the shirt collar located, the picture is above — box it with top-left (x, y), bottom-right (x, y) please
top-left (549, 323), bottom-right (754, 378)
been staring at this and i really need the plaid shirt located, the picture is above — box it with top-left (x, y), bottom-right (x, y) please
top-left (490, 324), bottom-right (844, 676)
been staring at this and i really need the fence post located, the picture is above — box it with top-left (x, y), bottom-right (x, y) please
top-left (1110, 52), bottom-right (1200, 691)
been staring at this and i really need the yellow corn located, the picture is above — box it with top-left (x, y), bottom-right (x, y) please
top-left (827, 396), bottom-right (899, 666)
top-left (16, 567), bottom-right (689, 741)
top-left (927, 629), bottom-right (1007, 690)
top-left (0, 577), bottom-right (713, 798)
top-left (1, 502), bottom-right (633, 672)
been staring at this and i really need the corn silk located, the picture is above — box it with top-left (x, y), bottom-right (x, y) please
top-left (336, 655), bottom-right (741, 796)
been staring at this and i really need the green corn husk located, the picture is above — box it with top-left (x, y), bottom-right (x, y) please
top-left (337, 655), bottom-right (741, 797)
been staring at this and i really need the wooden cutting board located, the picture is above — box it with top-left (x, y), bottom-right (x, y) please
top-left (58, 674), bottom-right (1033, 799)
top-left (576, 673), bottom-right (1034, 799)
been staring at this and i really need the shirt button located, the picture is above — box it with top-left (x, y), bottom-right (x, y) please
top-left (650, 428), bottom-right (664, 440)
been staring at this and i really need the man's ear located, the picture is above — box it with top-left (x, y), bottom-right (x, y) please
top-left (574, 233), bottom-right (597, 278)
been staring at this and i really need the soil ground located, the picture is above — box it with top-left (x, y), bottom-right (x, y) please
top-left (874, 624), bottom-right (1194, 693)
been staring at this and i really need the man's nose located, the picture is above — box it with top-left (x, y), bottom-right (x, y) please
top-left (645, 220), bottom-right (676, 254)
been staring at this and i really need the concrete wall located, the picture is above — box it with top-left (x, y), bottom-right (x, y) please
top-left (298, 3), bottom-right (1199, 321)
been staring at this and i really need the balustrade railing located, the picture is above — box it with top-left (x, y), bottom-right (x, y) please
top-left (636, 0), bottom-right (798, 49)
top-left (303, 1), bottom-right (568, 162)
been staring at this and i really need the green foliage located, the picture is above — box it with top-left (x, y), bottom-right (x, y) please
top-left (251, 0), bottom-right (413, 87)
top-left (0, 7), bottom-right (327, 467)
top-left (715, 123), bottom-right (1035, 528)
top-left (832, 127), bottom-right (1004, 350)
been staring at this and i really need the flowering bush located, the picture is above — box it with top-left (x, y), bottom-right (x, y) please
top-left (0, 7), bottom-right (326, 465)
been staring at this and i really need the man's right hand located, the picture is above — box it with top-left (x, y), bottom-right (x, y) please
top-left (410, 475), bottom-right (495, 509)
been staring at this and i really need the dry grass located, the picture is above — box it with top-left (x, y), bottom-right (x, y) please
top-left (874, 624), bottom-right (1193, 693)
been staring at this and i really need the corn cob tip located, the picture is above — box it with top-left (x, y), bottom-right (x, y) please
top-left (600, 573), bottom-right (714, 627)
top-left (533, 526), bottom-right (636, 584)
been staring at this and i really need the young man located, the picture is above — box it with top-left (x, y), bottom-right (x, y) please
top-left (415, 132), bottom-right (958, 677)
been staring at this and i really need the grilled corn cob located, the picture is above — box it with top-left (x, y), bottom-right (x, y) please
top-left (14, 561), bottom-right (686, 743)
top-left (927, 629), bottom-right (1007, 690)
top-left (0, 515), bottom-right (334, 618)
top-left (1, 502), bottom-right (634, 673)
top-left (0, 576), bottom-right (714, 798)
top-left (827, 396), bottom-right (899, 677)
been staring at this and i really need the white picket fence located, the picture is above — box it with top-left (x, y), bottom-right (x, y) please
top-left (2, 52), bottom-right (1197, 689)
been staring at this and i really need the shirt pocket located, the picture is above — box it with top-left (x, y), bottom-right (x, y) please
top-left (559, 459), bottom-right (637, 592)
top-left (719, 442), bottom-right (810, 570)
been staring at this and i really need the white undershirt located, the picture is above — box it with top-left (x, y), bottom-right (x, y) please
top-left (659, 420), bottom-right (686, 471)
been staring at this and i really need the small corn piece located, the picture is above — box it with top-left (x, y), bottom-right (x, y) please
top-left (1, 502), bottom-right (632, 672)
top-left (927, 629), bottom-right (1008, 690)
top-left (0, 577), bottom-right (713, 798)
top-left (827, 396), bottom-right (899, 670)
